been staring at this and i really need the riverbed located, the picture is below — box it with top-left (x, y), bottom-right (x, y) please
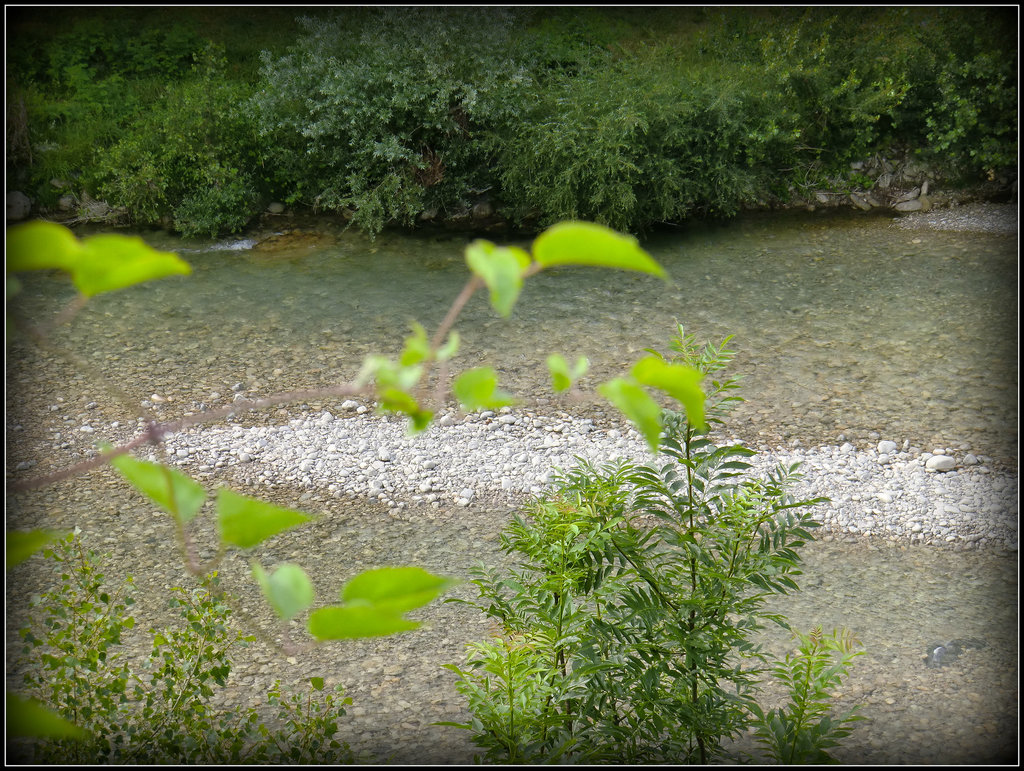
top-left (6, 204), bottom-right (1017, 763)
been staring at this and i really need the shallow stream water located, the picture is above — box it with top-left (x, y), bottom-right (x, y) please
top-left (6, 209), bottom-right (1017, 762)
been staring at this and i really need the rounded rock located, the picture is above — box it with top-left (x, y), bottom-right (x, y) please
top-left (925, 455), bottom-right (957, 472)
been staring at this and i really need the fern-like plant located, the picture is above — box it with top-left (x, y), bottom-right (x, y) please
top-left (443, 327), bottom-right (862, 764)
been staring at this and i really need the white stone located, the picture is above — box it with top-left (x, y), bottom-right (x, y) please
top-left (877, 440), bottom-right (899, 455)
top-left (925, 455), bottom-right (956, 472)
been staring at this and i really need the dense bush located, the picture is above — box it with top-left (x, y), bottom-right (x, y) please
top-left (7, 7), bottom-right (1016, 236)
top-left (498, 46), bottom-right (800, 230)
top-left (250, 8), bottom-right (576, 234)
top-left (90, 45), bottom-right (263, 236)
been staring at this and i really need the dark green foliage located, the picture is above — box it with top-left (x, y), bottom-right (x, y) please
top-left (7, 8), bottom-right (1015, 236)
top-left (14, 534), bottom-right (357, 764)
top-left (250, 9), bottom-right (564, 234)
top-left (91, 45), bottom-right (263, 236)
top-left (444, 328), bottom-right (861, 763)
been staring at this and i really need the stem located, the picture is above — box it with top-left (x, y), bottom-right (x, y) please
top-left (430, 275), bottom-right (482, 351)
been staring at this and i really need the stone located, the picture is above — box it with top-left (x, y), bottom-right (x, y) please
top-left (878, 440), bottom-right (899, 455)
top-left (925, 455), bottom-right (956, 472)
top-left (894, 198), bottom-right (923, 212)
top-left (267, 202), bottom-right (286, 214)
top-left (850, 193), bottom-right (872, 211)
top-left (6, 191), bottom-right (31, 221)
top-left (471, 200), bottom-right (494, 220)
top-left (58, 195), bottom-right (76, 211)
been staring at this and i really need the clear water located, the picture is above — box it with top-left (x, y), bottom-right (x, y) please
top-left (35, 209), bottom-right (1017, 462)
top-left (7, 210), bottom-right (1017, 763)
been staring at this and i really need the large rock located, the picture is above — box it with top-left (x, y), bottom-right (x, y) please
top-left (894, 198), bottom-right (924, 212)
top-left (6, 191), bottom-right (31, 221)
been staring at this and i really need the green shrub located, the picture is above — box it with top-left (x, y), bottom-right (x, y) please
top-left (250, 9), bottom-right (557, 234)
top-left (14, 533), bottom-right (357, 764)
top-left (92, 45), bottom-right (263, 234)
top-left (498, 47), bottom-right (798, 231)
top-left (444, 327), bottom-right (863, 763)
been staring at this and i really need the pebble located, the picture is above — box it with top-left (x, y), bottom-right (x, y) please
top-left (112, 412), bottom-right (1019, 551)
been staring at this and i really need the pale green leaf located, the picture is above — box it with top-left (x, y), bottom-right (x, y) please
top-left (6, 693), bottom-right (90, 739)
top-left (216, 488), bottom-right (312, 549)
top-left (631, 356), bottom-right (706, 429)
top-left (107, 446), bottom-right (207, 524)
top-left (598, 377), bottom-right (664, 453)
top-left (74, 234), bottom-right (191, 297)
top-left (341, 566), bottom-right (456, 614)
top-left (6, 530), bottom-right (67, 570)
top-left (5, 221), bottom-right (82, 273)
top-left (308, 605), bottom-right (420, 640)
top-left (532, 221), bottom-right (666, 278)
top-left (400, 322), bottom-right (431, 366)
top-left (546, 354), bottom-right (589, 392)
top-left (436, 330), bottom-right (460, 361)
top-left (252, 562), bottom-right (314, 621)
top-left (547, 354), bottom-right (571, 392)
top-left (465, 240), bottom-right (529, 317)
top-left (453, 367), bottom-right (514, 410)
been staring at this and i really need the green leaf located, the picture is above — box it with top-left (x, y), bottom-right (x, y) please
top-left (400, 322), bottom-right (431, 366)
top-left (5, 221), bottom-right (82, 273)
top-left (107, 446), bottom-right (207, 524)
top-left (465, 239), bottom-right (530, 317)
top-left (532, 221), bottom-right (667, 278)
top-left (308, 605), bottom-right (420, 640)
top-left (74, 234), bottom-right (191, 297)
top-left (376, 388), bottom-right (433, 434)
top-left (6, 692), bottom-right (90, 739)
top-left (631, 356), bottom-right (706, 429)
top-left (436, 330), bottom-right (460, 361)
top-left (453, 367), bottom-right (514, 410)
top-left (252, 562), bottom-right (315, 621)
top-left (216, 488), bottom-right (312, 549)
top-left (7, 223), bottom-right (191, 297)
top-left (342, 567), bottom-right (456, 614)
top-left (598, 377), bottom-right (664, 453)
top-left (308, 567), bottom-right (455, 641)
top-left (546, 354), bottom-right (589, 392)
top-left (6, 530), bottom-right (67, 570)
top-left (310, 676), bottom-right (325, 692)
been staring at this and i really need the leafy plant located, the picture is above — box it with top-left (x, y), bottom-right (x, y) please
top-left (13, 533), bottom-right (357, 764)
top-left (443, 327), bottom-right (861, 763)
top-left (750, 626), bottom-right (865, 764)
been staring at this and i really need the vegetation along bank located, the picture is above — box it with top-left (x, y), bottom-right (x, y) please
top-left (5, 7), bottom-right (1018, 237)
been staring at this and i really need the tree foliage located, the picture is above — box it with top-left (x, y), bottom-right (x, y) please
top-left (7, 8), bottom-right (1016, 236)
